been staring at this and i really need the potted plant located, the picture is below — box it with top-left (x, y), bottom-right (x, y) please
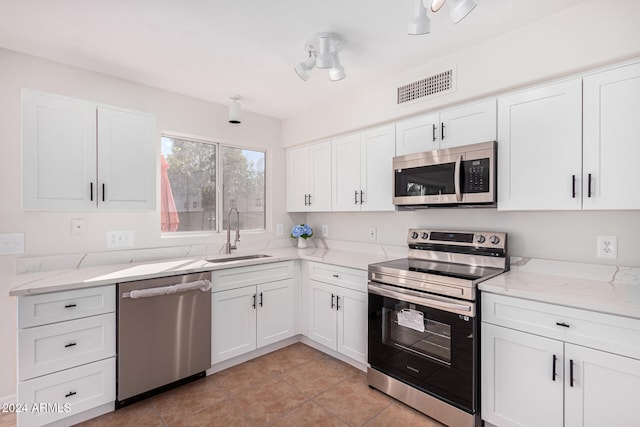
top-left (291, 224), bottom-right (313, 249)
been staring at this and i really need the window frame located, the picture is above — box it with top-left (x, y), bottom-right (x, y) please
top-left (160, 132), bottom-right (267, 236)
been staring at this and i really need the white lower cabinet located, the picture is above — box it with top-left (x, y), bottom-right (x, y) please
top-left (306, 262), bottom-right (368, 364)
top-left (211, 262), bottom-right (295, 364)
top-left (16, 286), bottom-right (116, 427)
top-left (481, 292), bottom-right (640, 427)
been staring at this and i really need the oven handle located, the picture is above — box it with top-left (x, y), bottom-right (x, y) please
top-left (368, 282), bottom-right (473, 315)
top-left (454, 155), bottom-right (462, 202)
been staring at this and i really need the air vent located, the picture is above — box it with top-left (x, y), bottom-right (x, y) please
top-left (397, 70), bottom-right (453, 104)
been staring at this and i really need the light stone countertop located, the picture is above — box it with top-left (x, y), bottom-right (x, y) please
top-left (8, 241), bottom-right (407, 297)
top-left (479, 257), bottom-right (640, 320)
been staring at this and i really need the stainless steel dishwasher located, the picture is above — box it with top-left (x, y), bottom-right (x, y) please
top-left (116, 272), bottom-right (212, 408)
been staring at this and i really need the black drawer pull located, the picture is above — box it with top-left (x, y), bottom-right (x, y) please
top-left (64, 342), bottom-right (77, 348)
top-left (64, 303), bottom-right (77, 309)
top-left (332, 274), bottom-right (339, 278)
top-left (556, 322), bottom-right (570, 328)
top-left (65, 391), bottom-right (76, 398)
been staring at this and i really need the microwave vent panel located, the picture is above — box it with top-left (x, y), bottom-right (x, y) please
top-left (397, 70), bottom-right (454, 104)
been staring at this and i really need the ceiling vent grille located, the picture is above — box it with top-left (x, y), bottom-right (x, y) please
top-left (397, 70), bottom-right (453, 104)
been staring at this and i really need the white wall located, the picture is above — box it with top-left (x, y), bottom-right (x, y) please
top-left (282, 0), bottom-right (640, 146)
top-left (0, 47), bottom-right (301, 401)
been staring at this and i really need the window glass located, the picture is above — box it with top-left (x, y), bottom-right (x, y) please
top-left (161, 136), bottom-right (216, 232)
top-left (221, 146), bottom-right (265, 231)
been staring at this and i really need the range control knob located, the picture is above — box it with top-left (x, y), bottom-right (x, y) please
top-left (411, 231), bottom-right (419, 239)
top-left (421, 232), bottom-right (429, 240)
top-left (476, 235), bottom-right (486, 244)
top-left (489, 235), bottom-right (501, 245)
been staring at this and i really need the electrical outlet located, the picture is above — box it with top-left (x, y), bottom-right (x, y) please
top-left (597, 235), bottom-right (617, 259)
top-left (368, 227), bottom-right (377, 241)
top-left (276, 224), bottom-right (284, 237)
top-left (322, 225), bottom-right (329, 238)
top-left (107, 230), bottom-right (134, 248)
top-left (0, 233), bottom-right (25, 254)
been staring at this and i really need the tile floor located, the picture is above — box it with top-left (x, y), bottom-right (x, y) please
top-left (0, 343), bottom-right (444, 426)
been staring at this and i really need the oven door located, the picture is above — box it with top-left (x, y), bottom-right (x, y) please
top-left (368, 282), bottom-right (477, 413)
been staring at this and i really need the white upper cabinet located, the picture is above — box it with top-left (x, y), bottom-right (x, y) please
top-left (395, 99), bottom-right (496, 156)
top-left (583, 62), bottom-right (640, 210)
top-left (286, 140), bottom-right (331, 212)
top-left (22, 90), bottom-right (156, 211)
top-left (332, 124), bottom-right (395, 212)
top-left (497, 79), bottom-right (583, 210)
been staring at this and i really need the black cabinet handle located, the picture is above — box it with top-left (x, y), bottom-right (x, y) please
top-left (572, 175), bottom-right (576, 198)
top-left (259, 292), bottom-right (263, 307)
top-left (354, 190), bottom-right (358, 204)
top-left (441, 122), bottom-right (445, 140)
top-left (102, 183), bottom-right (106, 202)
top-left (304, 194), bottom-right (308, 206)
top-left (332, 274), bottom-right (339, 278)
top-left (569, 359), bottom-right (574, 387)
top-left (552, 354), bottom-right (557, 381)
top-left (64, 342), bottom-right (77, 348)
top-left (64, 303), bottom-right (77, 309)
top-left (331, 293), bottom-right (335, 309)
top-left (90, 182), bottom-right (94, 201)
top-left (432, 124), bottom-right (436, 142)
top-left (336, 295), bottom-right (341, 311)
top-left (587, 173), bottom-right (592, 198)
top-left (65, 391), bottom-right (76, 398)
top-left (308, 194), bottom-right (312, 205)
top-left (360, 191), bottom-right (364, 204)
top-left (252, 294), bottom-right (256, 309)
top-left (556, 322), bottom-right (570, 328)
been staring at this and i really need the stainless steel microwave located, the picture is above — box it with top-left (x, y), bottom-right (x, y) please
top-left (393, 141), bottom-right (496, 208)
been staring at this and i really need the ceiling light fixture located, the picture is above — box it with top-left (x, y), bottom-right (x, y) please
top-left (295, 33), bottom-right (345, 82)
top-left (408, 0), bottom-right (431, 35)
top-left (430, 0), bottom-right (478, 23)
top-left (228, 95), bottom-right (241, 124)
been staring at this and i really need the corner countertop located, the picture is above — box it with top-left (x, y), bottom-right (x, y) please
top-left (9, 243), bottom-right (405, 297)
top-left (479, 258), bottom-right (640, 320)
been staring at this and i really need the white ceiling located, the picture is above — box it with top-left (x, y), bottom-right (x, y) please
top-left (0, 0), bottom-right (587, 119)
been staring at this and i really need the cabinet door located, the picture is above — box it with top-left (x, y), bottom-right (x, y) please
top-left (439, 99), bottom-right (496, 149)
top-left (308, 280), bottom-right (337, 350)
top-left (360, 124), bottom-right (395, 211)
top-left (22, 90), bottom-right (97, 210)
top-left (395, 112), bottom-right (440, 156)
top-left (257, 279), bottom-right (294, 348)
top-left (497, 79), bottom-right (582, 210)
top-left (565, 344), bottom-right (640, 427)
top-left (332, 133), bottom-right (362, 211)
top-left (97, 107), bottom-right (156, 210)
top-left (286, 145), bottom-right (310, 212)
top-left (211, 287), bottom-right (257, 364)
top-left (583, 62), bottom-right (640, 210)
top-left (481, 323), bottom-right (563, 427)
top-left (336, 287), bottom-right (367, 364)
top-left (308, 141), bottom-right (332, 211)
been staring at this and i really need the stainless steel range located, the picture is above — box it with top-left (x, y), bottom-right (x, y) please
top-left (367, 229), bottom-right (508, 427)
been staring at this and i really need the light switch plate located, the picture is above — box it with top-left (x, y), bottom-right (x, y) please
top-left (276, 224), bottom-right (284, 237)
top-left (71, 218), bottom-right (87, 236)
top-left (322, 225), bottom-right (329, 238)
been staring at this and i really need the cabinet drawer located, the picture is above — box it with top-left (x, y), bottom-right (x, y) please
top-left (18, 313), bottom-right (116, 381)
top-left (307, 262), bottom-right (367, 292)
top-left (482, 293), bottom-right (640, 359)
top-left (17, 357), bottom-right (115, 427)
top-left (211, 261), bottom-right (294, 292)
top-left (18, 285), bottom-right (115, 328)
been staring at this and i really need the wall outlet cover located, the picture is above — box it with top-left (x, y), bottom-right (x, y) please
top-left (276, 224), bottom-right (284, 237)
top-left (322, 225), bottom-right (329, 238)
top-left (107, 230), bottom-right (134, 248)
top-left (0, 233), bottom-right (25, 254)
top-left (368, 227), bottom-right (377, 241)
top-left (596, 235), bottom-right (617, 259)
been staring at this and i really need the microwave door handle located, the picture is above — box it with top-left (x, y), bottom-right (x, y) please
top-left (454, 155), bottom-right (462, 202)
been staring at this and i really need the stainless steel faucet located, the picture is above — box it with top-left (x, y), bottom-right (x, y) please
top-left (225, 207), bottom-right (240, 254)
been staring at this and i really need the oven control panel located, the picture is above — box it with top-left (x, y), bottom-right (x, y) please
top-left (408, 229), bottom-right (507, 250)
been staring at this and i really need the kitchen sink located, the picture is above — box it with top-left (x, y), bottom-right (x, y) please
top-left (207, 254), bottom-right (271, 263)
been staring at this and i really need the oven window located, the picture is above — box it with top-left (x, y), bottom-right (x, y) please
top-left (382, 304), bottom-right (451, 365)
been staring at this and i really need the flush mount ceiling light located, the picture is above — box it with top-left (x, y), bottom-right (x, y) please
top-left (295, 33), bottom-right (346, 82)
top-left (408, 0), bottom-right (431, 35)
top-left (430, 0), bottom-right (478, 24)
top-left (228, 95), bottom-right (241, 124)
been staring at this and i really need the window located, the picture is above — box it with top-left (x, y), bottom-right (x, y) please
top-left (160, 135), bottom-right (265, 233)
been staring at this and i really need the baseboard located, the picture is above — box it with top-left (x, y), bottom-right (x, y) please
top-left (0, 394), bottom-right (16, 406)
